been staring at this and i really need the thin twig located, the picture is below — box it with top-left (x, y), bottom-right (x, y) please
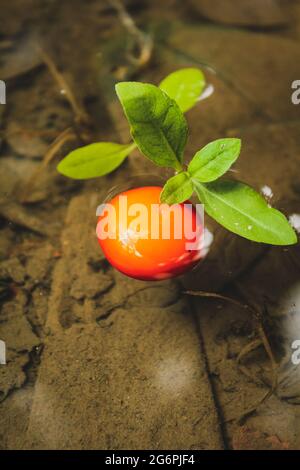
top-left (185, 290), bottom-right (259, 318)
top-left (37, 47), bottom-right (90, 126)
top-left (237, 388), bottom-right (274, 425)
top-left (237, 338), bottom-right (265, 385)
top-left (20, 127), bottom-right (77, 203)
top-left (0, 128), bottom-right (60, 139)
top-left (109, 0), bottom-right (153, 74)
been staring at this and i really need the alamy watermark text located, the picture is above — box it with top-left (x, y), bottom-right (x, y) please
top-left (0, 80), bottom-right (6, 104)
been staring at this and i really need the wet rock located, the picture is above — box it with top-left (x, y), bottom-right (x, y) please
top-left (0, 201), bottom-right (51, 236)
top-left (0, 257), bottom-right (26, 284)
top-left (187, 0), bottom-right (289, 28)
top-left (6, 121), bottom-right (48, 159)
top-left (0, 158), bottom-right (53, 234)
top-left (0, 156), bottom-right (62, 204)
top-left (0, 36), bottom-right (42, 82)
top-left (167, 23), bottom-right (300, 120)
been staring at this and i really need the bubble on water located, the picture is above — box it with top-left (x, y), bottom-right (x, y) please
top-left (289, 214), bottom-right (300, 233)
top-left (198, 83), bottom-right (214, 102)
top-left (198, 227), bottom-right (214, 258)
top-left (261, 185), bottom-right (273, 199)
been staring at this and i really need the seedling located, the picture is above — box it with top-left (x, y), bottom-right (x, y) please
top-left (58, 68), bottom-right (297, 247)
top-left (58, 69), bottom-right (293, 409)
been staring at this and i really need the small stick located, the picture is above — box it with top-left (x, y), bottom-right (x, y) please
top-left (109, 0), bottom-right (153, 73)
top-left (237, 388), bottom-right (274, 425)
top-left (20, 127), bottom-right (77, 203)
top-left (237, 338), bottom-right (265, 385)
top-left (185, 290), bottom-right (259, 318)
top-left (37, 47), bottom-right (90, 126)
top-left (0, 128), bottom-right (60, 139)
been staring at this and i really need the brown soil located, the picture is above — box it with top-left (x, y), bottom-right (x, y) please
top-left (0, 0), bottom-right (300, 450)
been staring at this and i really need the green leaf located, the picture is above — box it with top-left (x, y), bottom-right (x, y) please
top-left (194, 179), bottom-right (297, 245)
top-left (57, 142), bottom-right (136, 179)
top-left (160, 172), bottom-right (194, 204)
top-left (188, 138), bottom-right (241, 183)
top-left (159, 68), bottom-right (206, 113)
top-left (115, 82), bottom-right (188, 170)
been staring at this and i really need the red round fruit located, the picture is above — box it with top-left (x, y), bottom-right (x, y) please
top-left (96, 186), bottom-right (203, 280)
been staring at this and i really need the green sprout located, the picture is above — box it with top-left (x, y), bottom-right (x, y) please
top-left (57, 68), bottom-right (297, 246)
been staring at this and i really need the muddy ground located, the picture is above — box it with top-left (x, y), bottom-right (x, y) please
top-left (1, 0), bottom-right (300, 450)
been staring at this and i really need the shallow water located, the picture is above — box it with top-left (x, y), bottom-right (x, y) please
top-left (0, 0), bottom-right (300, 450)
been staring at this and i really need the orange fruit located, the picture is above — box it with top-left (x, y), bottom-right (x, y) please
top-left (97, 186), bottom-right (203, 280)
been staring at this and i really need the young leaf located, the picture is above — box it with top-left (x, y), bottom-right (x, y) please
top-left (115, 82), bottom-right (188, 170)
top-left (188, 138), bottom-right (241, 183)
top-left (159, 68), bottom-right (206, 113)
top-left (57, 142), bottom-right (136, 179)
top-left (194, 179), bottom-right (297, 245)
top-left (160, 172), bottom-right (194, 204)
